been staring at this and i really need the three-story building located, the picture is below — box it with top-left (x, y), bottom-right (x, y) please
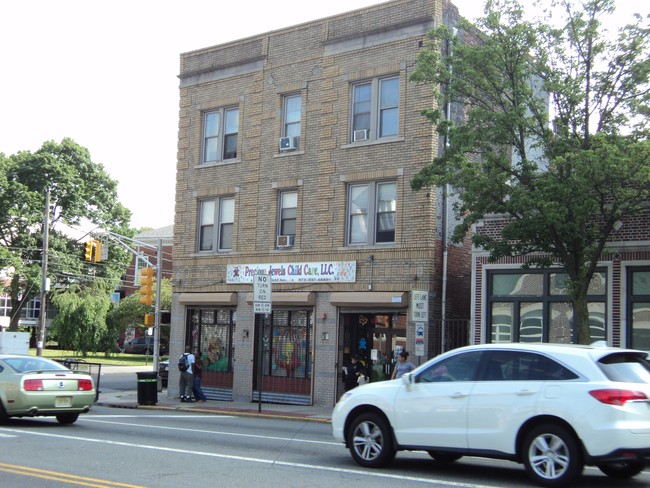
top-left (170, 0), bottom-right (471, 406)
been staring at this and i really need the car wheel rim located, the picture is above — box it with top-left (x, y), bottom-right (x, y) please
top-left (352, 420), bottom-right (384, 461)
top-left (528, 433), bottom-right (570, 480)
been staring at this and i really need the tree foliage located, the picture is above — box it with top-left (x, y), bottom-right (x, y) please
top-left (410, 0), bottom-right (650, 343)
top-left (0, 138), bottom-right (133, 331)
top-left (49, 282), bottom-right (113, 357)
top-left (106, 278), bottom-right (172, 336)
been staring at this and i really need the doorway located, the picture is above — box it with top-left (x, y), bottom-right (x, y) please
top-left (339, 312), bottom-right (407, 393)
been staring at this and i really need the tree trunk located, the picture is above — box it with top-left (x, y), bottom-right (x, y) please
top-left (574, 292), bottom-right (591, 345)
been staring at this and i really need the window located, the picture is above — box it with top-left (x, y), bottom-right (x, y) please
top-left (351, 76), bottom-right (399, 142)
top-left (282, 94), bottom-right (301, 141)
top-left (480, 351), bottom-right (578, 381)
top-left (488, 270), bottom-right (607, 344)
top-left (202, 107), bottom-right (239, 163)
top-left (0, 293), bottom-right (9, 317)
top-left (22, 298), bottom-right (40, 319)
top-left (628, 268), bottom-right (650, 350)
top-left (417, 350), bottom-right (482, 383)
top-left (134, 257), bottom-right (148, 285)
top-left (348, 181), bottom-right (396, 245)
top-left (259, 310), bottom-right (312, 380)
top-left (198, 197), bottom-right (235, 252)
top-left (187, 308), bottom-right (235, 375)
top-left (278, 191), bottom-right (297, 239)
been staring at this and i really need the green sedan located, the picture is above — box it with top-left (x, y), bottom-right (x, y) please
top-left (0, 355), bottom-right (95, 424)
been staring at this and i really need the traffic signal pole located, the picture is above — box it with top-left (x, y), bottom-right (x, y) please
top-left (94, 232), bottom-right (164, 373)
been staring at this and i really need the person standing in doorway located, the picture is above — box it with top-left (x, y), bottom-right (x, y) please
top-left (343, 355), bottom-right (365, 391)
top-left (391, 351), bottom-right (415, 379)
top-left (179, 346), bottom-right (195, 402)
top-left (193, 350), bottom-right (207, 402)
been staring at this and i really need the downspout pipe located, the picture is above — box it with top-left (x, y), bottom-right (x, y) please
top-left (441, 26), bottom-right (457, 354)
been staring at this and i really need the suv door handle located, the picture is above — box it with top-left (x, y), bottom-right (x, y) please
top-left (517, 389), bottom-right (536, 396)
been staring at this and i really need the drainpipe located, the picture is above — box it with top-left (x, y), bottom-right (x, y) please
top-left (441, 27), bottom-right (458, 354)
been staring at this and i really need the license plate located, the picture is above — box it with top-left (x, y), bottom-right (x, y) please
top-left (55, 396), bottom-right (72, 408)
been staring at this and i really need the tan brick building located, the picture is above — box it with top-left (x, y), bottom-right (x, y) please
top-left (169, 0), bottom-right (471, 406)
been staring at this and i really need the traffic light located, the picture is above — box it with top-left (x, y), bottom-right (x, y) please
top-left (143, 313), bottom-right (154, 326)
top-left (84, 241), bottom-right (94, 261)
top-left (94, 241), bottom-right (102, 263)
top-left (139, 267), bottom-right (154, 306)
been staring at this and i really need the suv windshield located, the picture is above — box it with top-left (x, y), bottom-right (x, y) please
top-left (598, 352), bottom-right (650, 383)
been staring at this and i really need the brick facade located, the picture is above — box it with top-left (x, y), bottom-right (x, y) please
top-left (472, 210), bottom-right (650, 347)
top-left (170, 0), bottom-right (472, 406)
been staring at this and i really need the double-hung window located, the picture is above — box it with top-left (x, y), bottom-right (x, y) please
top-left (278, 191), bottom-right (297, 245)
top-left (282, 94), bottom-right (301, 148)
top-left (351, 76), bottom-right (399, 142)
top-left (347, 181), bottom-right (396, 245)
top-left (202, 107), bottom-right (239, 163)
top-left (198, 197), bottom-right (235, 252)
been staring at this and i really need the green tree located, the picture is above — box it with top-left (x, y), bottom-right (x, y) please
top-left (106, 278), bottom-right (173, 339)
top-left (0, 138), bottom-right (133, 332)
top-left (410, 0), bottom-right (650, 343)
top-left (49, 282), bottom-right (113, 356)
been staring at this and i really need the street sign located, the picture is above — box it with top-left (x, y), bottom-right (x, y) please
top-left (415, 323), bottom-right (425, 356)
top-left (253, 274), bottom-right (272, 314)
top-left (411, 291), bottom-right (428, 322)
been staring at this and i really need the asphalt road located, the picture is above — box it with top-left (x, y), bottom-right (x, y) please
top-left (2, 405), bottom-right (650, 488)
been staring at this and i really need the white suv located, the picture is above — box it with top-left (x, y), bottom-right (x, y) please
top-left (332, 343), bottom-right (650, 487)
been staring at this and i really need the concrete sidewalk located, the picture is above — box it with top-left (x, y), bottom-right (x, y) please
top-left (95, 366), bottom-right (332, 423)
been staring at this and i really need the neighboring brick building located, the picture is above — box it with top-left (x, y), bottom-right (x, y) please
top-left (472, 210), bottom-right (650, 350)
top-left (170, 0), bottom-right (472, 406)
top-left (122, 225), bottom-right (174, 300)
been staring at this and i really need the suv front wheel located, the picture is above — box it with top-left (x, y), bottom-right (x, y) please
top-left (347, 412), bottom-right (395, 468)
top-left (522, 423), bottom-right (583, 487)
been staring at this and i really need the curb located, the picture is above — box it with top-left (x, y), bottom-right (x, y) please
top-left (95, 401), bottom-right (331, 423)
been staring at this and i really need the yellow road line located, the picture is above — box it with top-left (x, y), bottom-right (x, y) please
top-left (0, 462), bottom-right (146, 488)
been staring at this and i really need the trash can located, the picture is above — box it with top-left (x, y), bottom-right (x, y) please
top-left (136, 371), bottom-right (158, 405)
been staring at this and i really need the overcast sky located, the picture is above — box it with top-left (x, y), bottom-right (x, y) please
top-left (0, 1), bottom-right (642, 230)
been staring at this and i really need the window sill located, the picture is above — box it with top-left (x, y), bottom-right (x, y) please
top-left (341, 136), bottom-right (404, 149)
top-left (274, 150), bottom-right (305, 158)
top-left (194, 159), bottom-right (240, 169)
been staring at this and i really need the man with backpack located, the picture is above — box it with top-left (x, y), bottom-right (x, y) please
top-left (178, 345), bottom-right (195, 402)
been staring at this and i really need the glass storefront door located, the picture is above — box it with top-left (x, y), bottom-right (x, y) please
top-left (340, 312), bottom-right (407, 388)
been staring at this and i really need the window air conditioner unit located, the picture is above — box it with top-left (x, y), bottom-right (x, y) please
top-left (353, 129), bottom-right (369, 142)
top-left (279, 136), bottom-right (298, 151)
top-left (276, 235), bottom-right (295, 248)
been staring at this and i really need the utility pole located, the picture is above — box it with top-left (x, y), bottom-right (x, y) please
top-left (37, 189), bottom-right (50, 357)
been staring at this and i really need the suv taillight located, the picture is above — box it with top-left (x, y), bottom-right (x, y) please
top-left (24, 379), bottom-right (44, 391)
top-left (77, 378), bottom-right (93, 391)
top-left (589, 389), bottom-right (648, 406)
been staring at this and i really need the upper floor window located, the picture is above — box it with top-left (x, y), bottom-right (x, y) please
top-left (202, 107), bottom-right (239, 163)
top-left (277, 191), bottom-right (297, 247)
top-left (281, 94), bottom-right (301, 151)
top-left (198, 197), bottom-right (235, 252)
top-left (351, 76), bottom-right (399, 142)
top-left (347, 181), bottom-right (396, 245)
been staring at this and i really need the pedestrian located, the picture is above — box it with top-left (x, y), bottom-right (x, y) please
top-left (193, 350), bottom-right (207, 402)
top-left (178, 345), bottom-right (195, 402)
top-left (342, 355), bottom-right (366, 391)
top-left (391, 350), bottom-right (416, 379)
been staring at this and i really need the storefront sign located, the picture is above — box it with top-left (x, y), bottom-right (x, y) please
top-left (227, 261), bottom-right (356, 284)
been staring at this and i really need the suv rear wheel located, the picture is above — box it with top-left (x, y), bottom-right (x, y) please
top-left (522, 423), bottom-right (583, 487)
top-left (347, 412), bottom-right (395, 468)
